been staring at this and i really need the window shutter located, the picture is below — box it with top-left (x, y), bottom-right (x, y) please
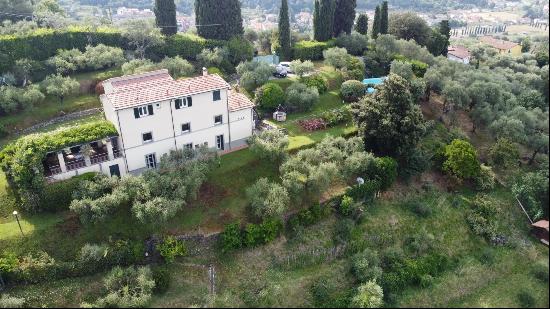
top-left (134, 108), bottom-right (140, 119)
top-left (148, 104), bottom-right (154, 115)
top-left (187, 97), bottom-right (193, 107)
top-left (175, 99), bottom-right (181, 110)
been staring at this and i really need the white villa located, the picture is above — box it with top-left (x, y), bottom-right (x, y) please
top-left (43, 69), bottom-right (255, 181)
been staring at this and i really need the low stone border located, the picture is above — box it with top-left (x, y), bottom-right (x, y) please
top-left (16, 108), bottom-right (103, 135)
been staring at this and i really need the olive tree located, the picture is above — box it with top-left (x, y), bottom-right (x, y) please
top-left (41, 74), bottom-right (80, 103)
top-left (290, 59), bottom-right (315, 77)
top-left (323, 47), bottom-right (350, 70)
top-left (248, 130), bottom-right (289, 162)
top-left (246, 178), bottom-right (289, 219)
top-left (286, 82), bottom-right (319, 112)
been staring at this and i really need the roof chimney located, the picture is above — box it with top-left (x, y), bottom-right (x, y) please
top-left (202, 67), bottom-right (208, 76)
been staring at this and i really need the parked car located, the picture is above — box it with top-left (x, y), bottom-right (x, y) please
top-left (273, 65), bottom-right (288, 78)
top-left (278, 62), bottom-right (293, 73)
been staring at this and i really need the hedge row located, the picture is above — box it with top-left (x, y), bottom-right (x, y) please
top-left (0, 28), bottom-right (225, 72)
top-left (293, 40), bottom-right (336, 61)
top-left (1, 240), bottom-right (145, 285)
top-left (153, 34), bottom-right (225, 61)
top-left (41, 172), bottom-right (97, 212)
top-left (0, 27), bottom-right (126, 73)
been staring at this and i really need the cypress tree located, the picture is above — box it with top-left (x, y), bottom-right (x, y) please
top-left (313, 0), bottom-right (320, 40)
top-left (355, 13), bottom-right (369, 35)
top-left (439, 20), bottom-right (451, 56)
top-left (372, 5), bottom-right (381, 39)
top-left (195, 0), bottom-right (243, 40)
top-left (278, 0), bottom-right (291, 60)
top-left (314, 0), bottom-right (335, 41)
top-left (380, 1), bottom-right (389, 34)
top-left (154, 0), bottom-right (177, 36)
top-left (333, 0), bottom-right (357, 37)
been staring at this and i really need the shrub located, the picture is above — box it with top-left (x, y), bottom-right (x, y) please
top-left (346, 180), bottom-right (380, 203)
top-left (41, 172), bottom-right (96, 212)
top-left (293, 40), bottom-right (335, 60)
top-left (341, 80), bottom-right (367, 103)
top-left (157, 236), bottom-right (187, 263)
top-left (475, 164), bottom-right (496, 191)
top-left (0, 295), bottom-right (25, 308)
top-left (339, 195), bottom-right (355, 216)
top-left (78, 243), bottom-right (109, 265)
top-left (287, 203), bottom-right (331, 235)
top-left (390, 60), bottom-right (414, 80)
top-left (405, 200), bottom-right (432, 218)
top-left (350, 281), bottom-right (384, 308)
top-left (335, 32), bottom-right (368, 56)
top-left (255, 83), bottom-right (285, 111)
top-left (489, 138), bottom-right (520, 168)
top-left (220, 222), bottom-right (243, 253)
top-left (443, 139), bottom-right (480, 180)
top-left (298, 118), bottom-right (327, 131)
top-left (290, 59), bottom-right (315, 77)
top-left (300, 74), bottom-right (328, 94)
top-left (320, 106), bottom-right (351, 127)
top-left (352, 249), bottom-right (382, 283)
top-left (333, 218), bottom-right (356, 245)
top-left (91, 266), bottom-right (155, 308)
top-left (517, 290), bottom-right (536, 308)
top-left (122, 59), bottom-right (157, 75)
top-left (152, 266), bottom-right (171, 295)
top-left (285, 82), bottom-right (319, 112)
top-left (367, 157), bottom-right (398, 191)
top-left (246, 178), bottom-right (289, 219)
top-left (466, 195), bottom-right (499, 241)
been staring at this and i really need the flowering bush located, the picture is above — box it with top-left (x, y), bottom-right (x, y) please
top-left (298, 118), bottom-right (327, 131)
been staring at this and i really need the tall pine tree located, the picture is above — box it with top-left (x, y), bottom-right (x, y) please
top-left (154, 0), bottom-right (177, 36)
top-left (278, 0), bottom-right (291, 60)
top-left (195, 0), bottom-right (244, 40)
top-left (333, 0), bottom-right (356, 37)
top-left (380, 1), bottom-right (389, 35)
top-left (314, 0), bottom-right (336, 41)
top-left (355, 13), bottom-right (369, 35)
top-left (372, 5), bottom-right (381, 39)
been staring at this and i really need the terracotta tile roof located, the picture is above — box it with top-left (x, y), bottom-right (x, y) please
top-left (102, 70), bottom-right (230, 110)
top-left (480, 36), bottom-right (519, 51)
top-left (448, 45), bottom-right (471, 59)
top-left (228, 90), bottom-right (255, 112)
top-left (533, 220), bottom-right (549, 231)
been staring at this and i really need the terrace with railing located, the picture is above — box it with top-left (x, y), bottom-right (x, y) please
top-left (42, 137), bottom-right (123, 178)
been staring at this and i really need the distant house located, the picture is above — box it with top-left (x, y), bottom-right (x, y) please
top-left (479, 36), bottom-right (522, 56)
top-left (447, 45), bottom-right (471, 64)
top-left (532, 220), bottom-right (549, 246)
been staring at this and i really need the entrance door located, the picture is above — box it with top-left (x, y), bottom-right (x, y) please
top-left (109, 164), bottom-right (121, 178)
top-left (216, 135), bottom-right (225, 150)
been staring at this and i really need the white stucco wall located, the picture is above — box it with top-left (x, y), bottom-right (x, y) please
top-left (447, 54), bottom-right (470, 64)
top-left (229, 109), bottom-right (254, 144)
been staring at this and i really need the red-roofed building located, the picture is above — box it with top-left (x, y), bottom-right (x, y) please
top-left (100, 69), bottom-right (255, 174)
top-left (447, 45), bottom-right (471, 64)
top-left (479, 36), bottom-right (522, 56)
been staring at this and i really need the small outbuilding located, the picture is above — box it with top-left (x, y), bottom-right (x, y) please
top-left (531, 220), bottom-right (549, 246)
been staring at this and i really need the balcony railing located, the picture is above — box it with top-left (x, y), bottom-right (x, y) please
top-left (90, 153), bottom-right (110, 165)
top-left (44, 165), bottom-right (62, 176)
top-left (66, 159), bottom-right (86, 171)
